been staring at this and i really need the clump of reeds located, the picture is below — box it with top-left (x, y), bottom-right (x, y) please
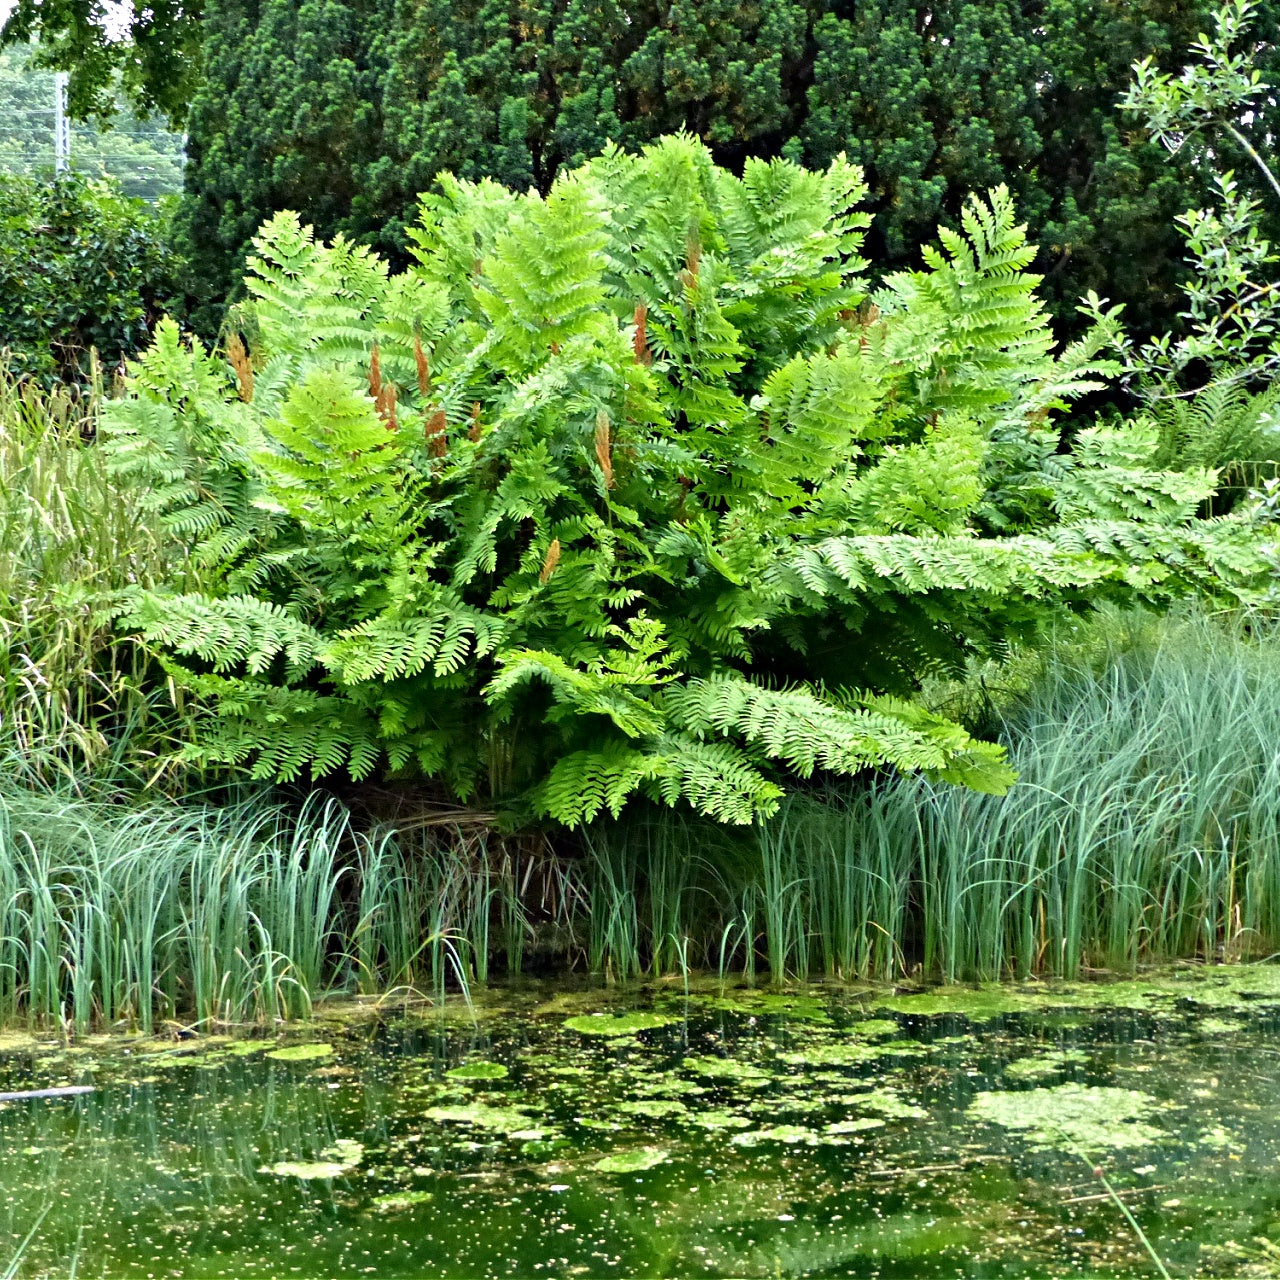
top-left (0, 776), bottom-right (586, 1030)
top-left (580, 607), bottom-right (1280, 983)
top-left (0, 367), bottom-right (190, 787)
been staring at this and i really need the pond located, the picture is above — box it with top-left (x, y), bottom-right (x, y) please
top-left (4, 966), bottom-right (1280, 1277)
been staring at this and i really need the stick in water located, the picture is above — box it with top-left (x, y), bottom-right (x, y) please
top-left (0, 1085), bottom-right (95, 1102)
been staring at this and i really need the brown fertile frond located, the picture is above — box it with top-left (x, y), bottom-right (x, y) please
top-left (369, 344), bottom-right (383, 402)
top-left (632, 302), bottom-right (651, 366)
top-left (594, 409), bottom-right (614, 489)
top-left (226, 333), bottom-right (254, 403)
top-left (414, 334), bottom-right (431, 398)
top-left (539, 538), bottom-right (561, 583)
top-left (378, 382), bottom-right (398, 432)
top-left (425, 408), bottom-right (448, 458)
top-left (469, 402), bottom-right (482, 441)
top-left (682, 230), bottom-right (702, 289)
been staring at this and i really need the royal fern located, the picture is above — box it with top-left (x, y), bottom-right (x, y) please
top-left (101, 136), bottom-right (1277, 825)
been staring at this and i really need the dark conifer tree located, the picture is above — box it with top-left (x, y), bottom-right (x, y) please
top-left (175, 0), bottom-right (1278, 338)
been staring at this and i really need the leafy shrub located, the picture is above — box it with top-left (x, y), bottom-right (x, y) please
top-left (0, 171), bottom-right (179, 383)
top-left (103, 137), bottom-right (1275, 827)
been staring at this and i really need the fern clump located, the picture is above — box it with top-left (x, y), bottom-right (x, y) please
top-left (103, 136), bottom-right (1275, 825)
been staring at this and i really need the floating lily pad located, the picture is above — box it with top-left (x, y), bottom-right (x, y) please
top-left (593, 1146), bottom-right (670, 1173)
top-left (563, 1013), bottom-right (677, 1037)
top-left (446, 1061), bottom-right (509, 1081)
top-left (968, 1083), bottom-right (1169, 1152)
top-left (265, 1043), bottom-right (334, 1063)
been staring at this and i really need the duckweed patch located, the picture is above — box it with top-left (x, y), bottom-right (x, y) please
top-left (262, 1160), bottom-right (352, 1180)
top-left (423, 1103), bottom-right (536, 1134)
top-left (592, 1147), bottom-right (670, 1172)
top-left (682, 1055), bottom-right (771, 1082)
top-left (562, 1012), bottom-right (678, 1037)
top-left (265, 1043), bottom-right (334, 1062)
top-left (445, 1061), bottom-right (509, 1081)
top-left (968, 1083), bottom-right (1169, 1152)
top-left (1003, 1049), bottom-right (1090, 1081)
top-left (370, 1190), bottom-right (435, 1212)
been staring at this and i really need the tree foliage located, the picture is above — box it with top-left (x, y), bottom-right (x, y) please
top-left (173, 0), bottom-right (1280, 340)
top-left (0, 171), bottom-right (180, 383)
top-left (104, 139), bottom-right (1275, 826)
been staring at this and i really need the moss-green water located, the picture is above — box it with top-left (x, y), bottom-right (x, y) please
top-left (4, 967), bottom-right (1280, 1276)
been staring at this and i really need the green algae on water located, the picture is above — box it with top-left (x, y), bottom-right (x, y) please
top-left (615, 1099), bottom-right (688, 1119)
top-left (1003, 1048), bottom-right (1090, 1081)
top-left (446, 1061), bottom-right (509, 1081)
top-left (265, 1043), bottom-right (334, 1063)
top-left (778, 1039), bottom-right (926, 1067)
top-left (873, 985), bottom-right (1047, 1019)
top-left (853, 1091), bottom-right (927, 1120)
top-left (682, 1055), bottom-right (771, 1083)
top-left (263, 1139), bottom-right (362, 1180)
top-left (968, 1082), bottom-right (1169, 1152)
top-left (424, 1102), bottom-right (537, 1134)
top-left (825, 1117), bottom-right (887, 1134)
top-left (847, 1019), bottom-right (901, 1039)
top-left (370, 1190), bottom-right (435, 1212)
top-left (262, 1160), bottom-right (352, 1180)
top-left (322, 1139), bottom-right (364, 1164)
top-left (593, 1146), bottom-right (670, 1172)
top-left (563, 1012), bottom-right (678, 1037)
top-left (225, 1040), bottom-right (268, 1057)
top-left (731, 1124), bottom-right (817, 1146)
top-left (685, 1109), bottom-right (752, 1130)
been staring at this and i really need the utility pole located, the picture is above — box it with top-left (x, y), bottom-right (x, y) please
top-left (53, 71), bottom-right (70, 173)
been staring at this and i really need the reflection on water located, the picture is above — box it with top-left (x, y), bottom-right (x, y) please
top-left (2, 969), bottom-right (1280, 1277)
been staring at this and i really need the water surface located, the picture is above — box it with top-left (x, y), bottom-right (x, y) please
top-left (3, 967), bottom-right (1280, 1277)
